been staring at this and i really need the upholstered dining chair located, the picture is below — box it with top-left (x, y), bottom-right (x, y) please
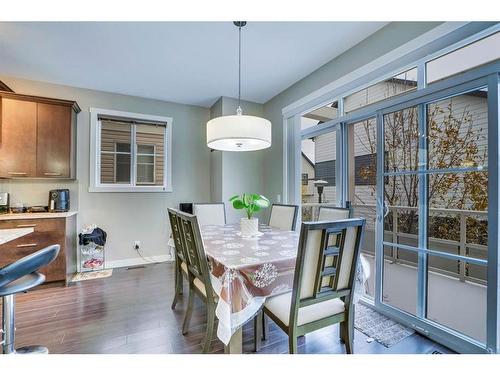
top-left (318, 206), bottom-right (352, 221)
top-left (168, 208), bottom-right (189, 310)
top-left (193, 203), bottom-right (226, 227)
top-left (176, 210), bottom-right (218, 353)
top-left (268, 204), bottom-right (299, 231)
top-left (258, 218), bottom-right (365, 354)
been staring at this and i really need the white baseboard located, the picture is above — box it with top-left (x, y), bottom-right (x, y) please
top-left (105, 255), bottom-right (174, 269)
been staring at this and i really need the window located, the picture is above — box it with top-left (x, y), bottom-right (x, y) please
top-left (287, 25), bottom-right (500, 353)
top-left (301, 173), bottom-right (308, 186)
top-left (90, 108), bottom-right (172, 192)
top-left (426, 32), bottom-right (500, 84)
top-left (344, 67), bottom-right (418, 114)
top-left (301, 100), bottom-right (339, 126)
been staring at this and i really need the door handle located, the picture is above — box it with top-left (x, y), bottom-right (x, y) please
top-left (377, 201), bottom-right (390, 221)
top-left (383, 201), bottom-right (390, 218)
top-left (8, 172), bottom-right (27, 176)
top-left (16, 243), bottom-right (38, 248)
top-left (16, 224), bottom-right (37, 228)
top-left (44, 172), bottom-right (62, 176)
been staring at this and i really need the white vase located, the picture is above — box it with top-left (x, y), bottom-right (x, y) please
top-left (240, 217), bottom-right (259, 236)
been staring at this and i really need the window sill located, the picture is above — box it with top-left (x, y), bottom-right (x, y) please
top-left (88, 185), bottom-right (173, 193)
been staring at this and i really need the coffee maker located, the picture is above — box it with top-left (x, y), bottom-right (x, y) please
top-left (48, 189), bottom-right (70, 212)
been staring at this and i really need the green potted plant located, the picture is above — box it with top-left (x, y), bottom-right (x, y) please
top-left (229, 193), bottom-right (270, 236)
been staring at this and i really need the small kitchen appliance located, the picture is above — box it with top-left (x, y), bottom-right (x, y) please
top-left (0, 192), bottom-right (9, 214)
top-left (48, 189), bottom-right (70, 212)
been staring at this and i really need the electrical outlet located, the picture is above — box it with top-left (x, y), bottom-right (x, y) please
top-left (277, 194), bottom-right (281, 203)
top-left (134, 241), bottom-right (141, 250)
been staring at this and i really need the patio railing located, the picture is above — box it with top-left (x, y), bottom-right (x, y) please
top-left (301, 202), bottom-right (488, 284)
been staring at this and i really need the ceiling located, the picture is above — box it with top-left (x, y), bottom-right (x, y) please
top-left (0, 22), bottom-right (387, 107)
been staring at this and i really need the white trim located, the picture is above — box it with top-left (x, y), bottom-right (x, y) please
top-left (106, 254), bottom-right (174, 269)
top-left (282, 22), bottom-right (468, 117)
top-left (89, 107), bottom-right (173, 193)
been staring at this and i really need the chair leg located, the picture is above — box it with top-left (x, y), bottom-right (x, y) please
top-left (288, 334), bottom-right (298, 354)
top-left (171, 266), bottom-right (183, 310)
top-left (262, 314), bottom-right (269, 341)
top-left (202, 307), bottom-right (216, 353)
top-left (182, 284), bottom-right (195, 335)
top-left (340, 306), bottom-right (354, 354)
top-left (253, 311), bottom-right (263, 352)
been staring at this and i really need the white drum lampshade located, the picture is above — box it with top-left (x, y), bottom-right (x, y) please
top-left (207, 114), bottom-right (271, 152)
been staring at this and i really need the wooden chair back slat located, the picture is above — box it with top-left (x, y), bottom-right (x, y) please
top-left (167, 208), bottom-right (187, 262)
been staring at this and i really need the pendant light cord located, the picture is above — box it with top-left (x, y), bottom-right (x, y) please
top-left (237, 23), bottom-right (242, 115)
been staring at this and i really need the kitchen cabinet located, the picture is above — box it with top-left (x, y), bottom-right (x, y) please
top-left (0, 98), bottom-right (37, 177)
top-left (37, 103), bottom-right (73, 178)
top-left (0, 214), bottom-right (77, 284)
top-left (0, 92), bottom-right (80, 179)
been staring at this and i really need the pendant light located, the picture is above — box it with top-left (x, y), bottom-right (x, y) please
top-left (207, 21), bottom-right (272, 152)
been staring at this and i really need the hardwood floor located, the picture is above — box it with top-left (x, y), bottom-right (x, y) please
top-left (2, 263), bottom-right (452, 354)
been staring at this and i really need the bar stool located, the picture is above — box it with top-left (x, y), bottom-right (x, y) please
top-left (0, 245), bottom-right (60, 354)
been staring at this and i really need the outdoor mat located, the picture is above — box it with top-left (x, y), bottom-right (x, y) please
top-left (354, 303), bottom-right (415, 347)
top-left (70, 269), bottom-right (113, 282)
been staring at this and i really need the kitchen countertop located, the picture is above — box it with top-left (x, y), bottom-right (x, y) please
top-left (0, 228), bottom-right (34, 244)
top-left (0, 211), bottom-right (78, 221)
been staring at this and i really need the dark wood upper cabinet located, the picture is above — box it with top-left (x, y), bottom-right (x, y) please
top-left (0, 98), bottom-right (37, 177)
top-left (0, 91), bottom-right (80, 179)
top-left (37, 103), bottom-right (72, 178)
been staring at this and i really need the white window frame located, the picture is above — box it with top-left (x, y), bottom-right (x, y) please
top-left (89, 108), bottom-right (173, 192)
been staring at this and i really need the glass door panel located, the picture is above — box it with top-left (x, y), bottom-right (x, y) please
top-left (300, 124), bottom-right (338, 221)
top-left (382, 246), bottom-right (418, 315)
top-left (347, 117), bottom-right (377, 298)
top-left (427, 255), bottom-right (487, 343)
top-left (424, 87), bottom-right (488, 344)
top-left (380, 105), bottom-right (420, 314)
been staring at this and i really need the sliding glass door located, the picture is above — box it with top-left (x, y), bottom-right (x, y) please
top-left (374, 83), bottom-right (491, 350)
top-left (287, 38), bottom-right (499, 351)
top-left (346, 117), bottom-right (378, 299)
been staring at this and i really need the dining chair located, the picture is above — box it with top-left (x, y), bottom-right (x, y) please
top-left (193, 203), bottom-right (226, 226)
top-left (260, 203), bottom-right (298, 341)
top-left (258, 218), bottom-right (365, 354)
top-left (318, 206), bottom-right (352, 221)
top-left (260, 206), bottom-right (350, 341)
top-left (268, 204), bottom-right (299, 231)
top-left (176, 210), bottom-right (218, 353)
top-left (168, 208), bottom-right (189, 310)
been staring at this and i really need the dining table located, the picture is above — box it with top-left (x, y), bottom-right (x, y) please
top-left (201, 222), bottom-right (300, 354)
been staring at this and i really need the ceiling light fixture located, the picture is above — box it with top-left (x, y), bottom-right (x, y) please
top-left (206, 21), bottom-right (272, 152)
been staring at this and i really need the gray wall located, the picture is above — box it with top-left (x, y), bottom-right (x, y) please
top-left (261, 22), bottom-right (444, 203)
top-left (0, 75), bottom-right (211, 266)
